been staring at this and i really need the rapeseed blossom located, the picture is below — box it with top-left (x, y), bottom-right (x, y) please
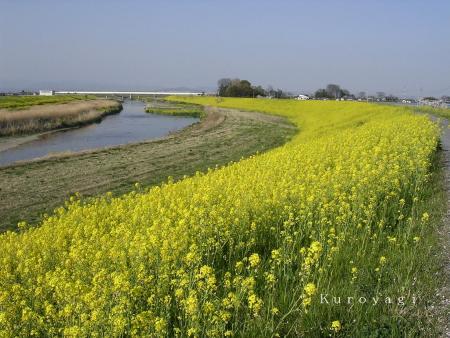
top-left (331, 320), bottom-right (342, 332)
top-left (0, 99), bottom-right (439, 336)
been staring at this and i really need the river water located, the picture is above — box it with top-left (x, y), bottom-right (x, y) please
top-left (0, 100), bottom-right (198, 166)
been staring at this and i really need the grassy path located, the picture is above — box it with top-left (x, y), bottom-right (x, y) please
top-left (410, 110), bottom-right (450, 336)
top-left (429, 116), bottom-right (450, 337)
top-left (0, 106), bottom-right (296, 232)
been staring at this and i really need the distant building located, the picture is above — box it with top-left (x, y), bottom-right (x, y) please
top-left (419, 97), bottom-right (447, 108)
top-left (39, 90), bottom-right (54, 96)
top-left (296, 94), bottom-right (310, 100)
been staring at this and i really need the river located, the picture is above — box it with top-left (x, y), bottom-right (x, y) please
top-left (0, 100), bottom-right (199, 166)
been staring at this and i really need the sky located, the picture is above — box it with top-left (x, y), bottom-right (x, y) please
top-left (1, 0), bottom-right (449, 97)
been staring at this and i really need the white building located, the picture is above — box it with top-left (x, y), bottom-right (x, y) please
top-left (296, 94), bottom-right (310, 100)
top-left (39, 90), bottom-right (54, 96)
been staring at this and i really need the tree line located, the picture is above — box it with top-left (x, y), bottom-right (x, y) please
top-left (217, 79), bottom-right (448, 103)
top-left (217, 78), bottom-right (290, 98)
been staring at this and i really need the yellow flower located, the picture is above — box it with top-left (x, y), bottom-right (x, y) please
top-left (387, 236), bottom-right (397, 243)
top-left (271, 249), bottom-right (282, 263)
top-left (265, 273), bottom-right (276, 286)
top-left (187, 328), bottom-right (198, 337)
top-left (0, 98), bottom-right (439, 336)
top-left (304, 283), bottom-right (317, 296)
top-left (302, 297), bottom-right (312, 307)
top-left (249, 253), bottom-right (260, 268)
top-left (309, 241), bottom-right (322, 254)
top-left (330, 320), bottom-right (342, 332)
top-left (185, 293), bottom-right (198, 316)
top-left (154, 317), bottom-right (167, 334)
top-left (247, 293), bottom-right (263, 317)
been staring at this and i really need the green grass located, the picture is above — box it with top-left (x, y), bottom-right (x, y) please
top-left (0, 95), bottom-right (96, 110)
top-left (308, 149), bottom-right (446, 337)
top-left (145, 107), bottom-right (204, 117)
top-left (145, 98), bottom-right (205, 117)
top-left (407, 105), bottom-right (450, 119)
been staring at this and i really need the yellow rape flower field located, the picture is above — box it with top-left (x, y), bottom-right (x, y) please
top-left (0, 98), bottom-right (445, 337)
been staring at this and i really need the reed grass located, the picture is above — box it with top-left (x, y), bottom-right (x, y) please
top-left (0, 100), bottom-right (121, 136)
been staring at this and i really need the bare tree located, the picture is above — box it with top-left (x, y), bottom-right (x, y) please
top-left (326, 84), bottom-right (341, 99)
top-left (217, 78), bottom-right (232, 96)
top-left (357, 91), bottom-right (366, 99)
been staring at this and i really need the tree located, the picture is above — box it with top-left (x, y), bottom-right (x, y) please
top-left (217, 78), bottom-right (232, 96)
top-left (315, 88), bottom-right (332, 99)
top-left (376, 92), bottom-right (386, 100)
top-left (385, 94), bottom-right (399, 102)
top-left (217, 78), bottom-right (268, 98)
top-left (253, 86), bottom-right (265, 97)
top-left (266, 86), bottom-right (275, 97)
top-left (314, 84), bottom-right (352, 99)
top-left (266, 86), bottom-right (289, 99)
top-left (326, 84), bottom-right (342, 99)
top-left (341, 89), bottom-right (351, 97)
top-left (357, 91), bottom-right (367, 99)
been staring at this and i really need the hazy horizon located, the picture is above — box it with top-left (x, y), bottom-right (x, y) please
top-left (1, 0), bottom-right (449, 97)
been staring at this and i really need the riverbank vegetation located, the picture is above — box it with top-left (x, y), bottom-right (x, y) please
top-left (0, 95), bottom-right (96, 110)
top-left (145, 99), bottom-right (204, 117)
top-left (0, 99), bottom-right (444, 336)
top-left (0, 99), bottom-right (122, 136)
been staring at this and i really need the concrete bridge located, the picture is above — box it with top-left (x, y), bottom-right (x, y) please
top-left (54, 91), bottom-right (204, 96)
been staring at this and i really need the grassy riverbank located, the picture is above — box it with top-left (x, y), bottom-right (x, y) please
top-left (0, 95), bottom-right (95, 110)
top-left (0, 99), bottom-right (122, 136)
top-left (145, 98), bottom-right (204, 117)
top-left (0, 107), bottom-right (295, 232)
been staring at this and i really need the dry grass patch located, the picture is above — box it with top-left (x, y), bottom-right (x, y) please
top-left (0, 99), bottom-right (122, 136)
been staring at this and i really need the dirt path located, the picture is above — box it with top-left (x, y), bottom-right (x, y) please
top-left (0, 107), bottom-right (296, 232)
